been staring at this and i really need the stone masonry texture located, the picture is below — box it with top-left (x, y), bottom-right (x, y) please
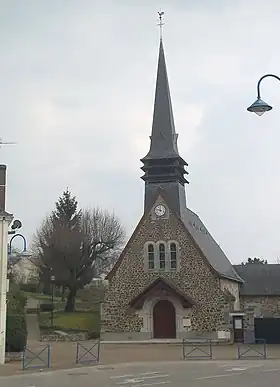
top-left (102, 196), bottom-right (233, 335)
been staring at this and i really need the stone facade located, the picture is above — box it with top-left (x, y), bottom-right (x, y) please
top-left (101, 195), bottom-right (234, 340)
top-left (241, 295), bottom-right (280, 317)
top-left (240, 295), bottom-right (280, 332)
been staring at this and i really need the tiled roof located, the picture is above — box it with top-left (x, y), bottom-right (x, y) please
top-left (182, 208), bottom-right (243, 283)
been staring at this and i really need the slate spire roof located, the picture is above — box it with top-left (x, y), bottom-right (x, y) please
top-left (142, 39), bottom-right (180, 160)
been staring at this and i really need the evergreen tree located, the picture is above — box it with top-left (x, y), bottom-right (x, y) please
top-left (33, 190), bottom-right (125, 313)
top-left (51, 189), bottom-right (81, 229)
top-left (242, 257), bottom-right (268, 265)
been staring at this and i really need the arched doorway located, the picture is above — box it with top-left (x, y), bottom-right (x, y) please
top-left (153, 299), bottom-right (176, 338)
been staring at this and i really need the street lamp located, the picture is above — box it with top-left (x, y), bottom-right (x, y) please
top-left (50, 275), bottom-right (55, 330)
top-left (7, 232), bottom-right (32, 289)
top-left (247, 74), bottom-right (280, 116)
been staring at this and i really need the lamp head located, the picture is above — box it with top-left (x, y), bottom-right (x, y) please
top-left (247, 98), bottom-right (273, 116)
top-left (20, 250), bottom-right (32, 258)
top-left (11, 219), bottom-right (22, 230)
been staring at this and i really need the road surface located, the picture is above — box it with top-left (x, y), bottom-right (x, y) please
top-left (1, 359), bottom-right (280, 387)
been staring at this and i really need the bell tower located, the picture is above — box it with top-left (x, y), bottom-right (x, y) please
top-left (141, 13), bottom-right (189, 217)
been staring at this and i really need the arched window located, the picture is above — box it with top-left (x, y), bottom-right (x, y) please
top-left (148, 244), bottom-right (155, 270)
top-left (170, 243), bottom-right (177, 269)
top-left (159, 243), bottom-right (166, 269)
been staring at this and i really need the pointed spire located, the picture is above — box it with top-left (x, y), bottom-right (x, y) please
top-left (140, 14), bottom-right (188, 214)
top-left (142, 34), bottom-right (179, 159)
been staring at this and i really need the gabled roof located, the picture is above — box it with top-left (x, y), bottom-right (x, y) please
top-left (182, 208), bottom-right (243, 283)
top-left (129, 277), bottom-right (195, 309)
top-left (234, 264), bottom-right (280, 295)
top-left (106, 188), bottom-right (243, 283)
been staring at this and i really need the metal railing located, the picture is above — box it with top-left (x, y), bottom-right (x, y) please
top-left (182, 338), bottom-right (212, 359)
top-left (237, 339), bottom-right (267, 360)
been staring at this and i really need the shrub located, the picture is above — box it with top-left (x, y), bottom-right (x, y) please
top-left (40, 301), bottom-right (54, 312)
top-left (7, 290), bottom-right (27, 314)
top-left (20, 283), bottom-right (38, 293)
top-left (6, 314), bottom-right (27, 352)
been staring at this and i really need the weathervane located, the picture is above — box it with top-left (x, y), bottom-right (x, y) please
top-left (157, 11), bottom-right (165, 40)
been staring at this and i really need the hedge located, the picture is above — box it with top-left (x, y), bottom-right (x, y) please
top-left (40, 301), bottom-right (54, 312)
top-left (7, 290), bottom-right (27, 314)
top-left (6, 314), bottom-right (27, 352)
top-left (20, 283), bottom-right (39, 293)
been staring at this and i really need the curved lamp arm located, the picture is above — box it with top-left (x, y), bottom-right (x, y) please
top-left (8, 233), bottom-right (27, 255)
top-left (257, 74), bottom-right (280, 99)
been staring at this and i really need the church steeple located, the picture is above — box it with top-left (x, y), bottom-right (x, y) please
top-left (141, 14), bottom-right (189, 216)
top-left (142, 38), bottom-right (179, 160)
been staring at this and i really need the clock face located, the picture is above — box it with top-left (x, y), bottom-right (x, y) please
top-left (154, 204), bottom-right (166, 217)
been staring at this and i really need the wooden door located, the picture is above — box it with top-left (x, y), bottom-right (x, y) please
top-left (153, 300), bottom-right (176, 339)
top-left (233, 316), bottom-right (244, 342)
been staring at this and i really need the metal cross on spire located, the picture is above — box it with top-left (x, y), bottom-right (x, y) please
top-left (157, 11), bottom-right (165, 40)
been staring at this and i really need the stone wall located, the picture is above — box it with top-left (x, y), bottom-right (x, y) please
top-left (240, 295), bottom-right (280, 335)
top-left (241, 295), bottom-right (280, 317)
top-left (5, 352), bottom-right (23, 362)
top-left (102, 195), bottom-right (230, 339)
top-left (40, 332), bottom-right (88, 342)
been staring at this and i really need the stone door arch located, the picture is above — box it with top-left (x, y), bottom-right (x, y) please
top-left (153, 299), bottom-right (176, 338)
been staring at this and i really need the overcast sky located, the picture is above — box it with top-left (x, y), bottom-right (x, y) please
top-left (2, 0), bottom-right (280, 263)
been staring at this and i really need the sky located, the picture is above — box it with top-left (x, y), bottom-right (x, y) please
top-left (1, 0), bottom-right (280, 263)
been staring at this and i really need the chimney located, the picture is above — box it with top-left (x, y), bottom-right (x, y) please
top-left (0, 165), bottom-right (7, 211)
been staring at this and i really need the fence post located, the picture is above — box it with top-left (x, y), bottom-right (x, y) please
top-left (22, 345), bottom-right (26, 370)
top-left (47, 344), bottom-right (51, 368)
top-left (76, 342), bottom-right (79, 364)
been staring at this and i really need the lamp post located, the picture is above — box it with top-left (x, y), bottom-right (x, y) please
top-left (50, 275), bottom-right (55, 330)
top-left (0, 213), bottom-right (13, 365)
top-left (247, 74), bottom-right (280, 116)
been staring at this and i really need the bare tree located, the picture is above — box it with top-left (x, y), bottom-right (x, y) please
top-left (7, 248), bottom-right (23, 282)
top-left (94, 248), bottom-right (122, 277)
top-left (33, 207), bottom-right (125, 312)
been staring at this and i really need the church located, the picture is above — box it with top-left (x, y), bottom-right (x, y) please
top-left (101, 27), bottom-right (280, 344)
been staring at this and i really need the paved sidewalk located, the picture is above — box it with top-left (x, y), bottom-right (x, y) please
top-left (2, 341), bottom-right (280, 376)
top-left (25, 299), bottom-right (40, 341)
top-left (2, 340), bottom-right (280, 377)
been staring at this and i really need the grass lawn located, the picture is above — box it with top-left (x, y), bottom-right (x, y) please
top-left (23, 291), bottom-right (62, 302)
top-left (38, 310), bottom-right (100, 333)
top-left (23, 291), bottom-right (85, 303)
